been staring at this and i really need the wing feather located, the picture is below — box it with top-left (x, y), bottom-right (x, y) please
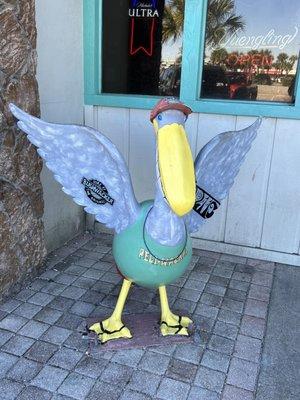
top-left (10, 104), bottom-right (140, 233)
top-left (185, 118), bottom-right (262, 233)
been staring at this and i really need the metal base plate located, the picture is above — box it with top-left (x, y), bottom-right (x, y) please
top-left (86, 313), bottom-right (196, 351)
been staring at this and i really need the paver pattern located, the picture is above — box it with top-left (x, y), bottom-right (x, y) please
top-left (0, 232), bottom-right (276, 399)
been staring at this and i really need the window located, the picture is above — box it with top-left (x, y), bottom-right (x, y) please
top-left (84, 0), bottom-right (300, 119)
top-left (200, 0), bottom-right (299, 104)
top-left (102, 0), bottom-right (183, 97)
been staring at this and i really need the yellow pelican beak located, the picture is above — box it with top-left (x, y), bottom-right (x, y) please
top-left (156, 122), bottom-right (195, 216)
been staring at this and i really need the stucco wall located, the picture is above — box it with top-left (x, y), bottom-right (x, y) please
top-left (35, 0), bottom-right (85, 251)
top-left (0, 0), bottom-right (46, 297)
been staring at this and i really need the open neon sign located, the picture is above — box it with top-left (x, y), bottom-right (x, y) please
top-left (226, 54), bottom-right (274, 68)
top-left (129, 0), bottom-right (159, 57)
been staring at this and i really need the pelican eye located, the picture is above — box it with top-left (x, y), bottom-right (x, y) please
top-left (157, 114), bottom-right (162, 121)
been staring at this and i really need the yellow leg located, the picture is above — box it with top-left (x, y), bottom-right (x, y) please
top-left (159, 286), bottom-right (193, 336)
top-left (89, 279), bottom-right (132, 343)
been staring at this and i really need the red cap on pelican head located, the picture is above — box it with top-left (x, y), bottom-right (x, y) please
top-left (150, 98), bottom-right (192, 122)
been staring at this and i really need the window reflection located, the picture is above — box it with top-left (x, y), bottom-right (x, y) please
top-left (201, 0), bottom-right (299, 103)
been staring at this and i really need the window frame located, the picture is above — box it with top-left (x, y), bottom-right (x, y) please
top-left (84, 0), bottom-right (300, 119)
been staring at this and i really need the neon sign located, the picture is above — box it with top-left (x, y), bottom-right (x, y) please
top-left (129, 0), bottom-right (159, 57)
top-left (131, 0), bottom-right (157, 8)
top-left (226, 53), bottom-right (274, 68)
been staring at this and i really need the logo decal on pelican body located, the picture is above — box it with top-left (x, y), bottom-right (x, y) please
top-left (193, 186), bottom-right (220, 219)
top-left (138, 247), bottom-right (188, 267)
top-left (81, 177), bottom-right (114, 205)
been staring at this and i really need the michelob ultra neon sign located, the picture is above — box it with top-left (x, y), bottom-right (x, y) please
top-left (129, 0), bottom-right (159, 56)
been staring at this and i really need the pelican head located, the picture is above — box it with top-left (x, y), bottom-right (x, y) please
top-left (150, 98), bottom-right (195, 217)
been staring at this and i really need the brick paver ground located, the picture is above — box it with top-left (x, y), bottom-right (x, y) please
top-left (0, 232), bottom-right (277, 399)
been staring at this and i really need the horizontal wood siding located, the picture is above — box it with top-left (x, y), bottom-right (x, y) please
top-left (86, 106), bottom-right (300, 263)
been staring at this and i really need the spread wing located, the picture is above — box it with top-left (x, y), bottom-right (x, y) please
top-left (185, 118), bottom-right (262, 233)
top-left (10, 104), bottom-right (140, 233)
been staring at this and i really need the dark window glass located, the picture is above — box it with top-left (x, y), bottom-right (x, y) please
top-left (200, 0), bottom-right (300, 103)
top-left (102, 0), bottom-right (184, 96)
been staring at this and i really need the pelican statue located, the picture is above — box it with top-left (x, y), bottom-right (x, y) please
top-left (10, 99), bottom-right (261, 343)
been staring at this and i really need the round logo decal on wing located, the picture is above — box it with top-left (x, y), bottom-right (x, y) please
top-left (81, 177), bottom-right (114, 206)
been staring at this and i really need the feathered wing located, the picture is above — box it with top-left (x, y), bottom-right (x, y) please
top-left (185, 118), bottom-right (262, 233)
top-left (9, 104), bottom-right (140, 233)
